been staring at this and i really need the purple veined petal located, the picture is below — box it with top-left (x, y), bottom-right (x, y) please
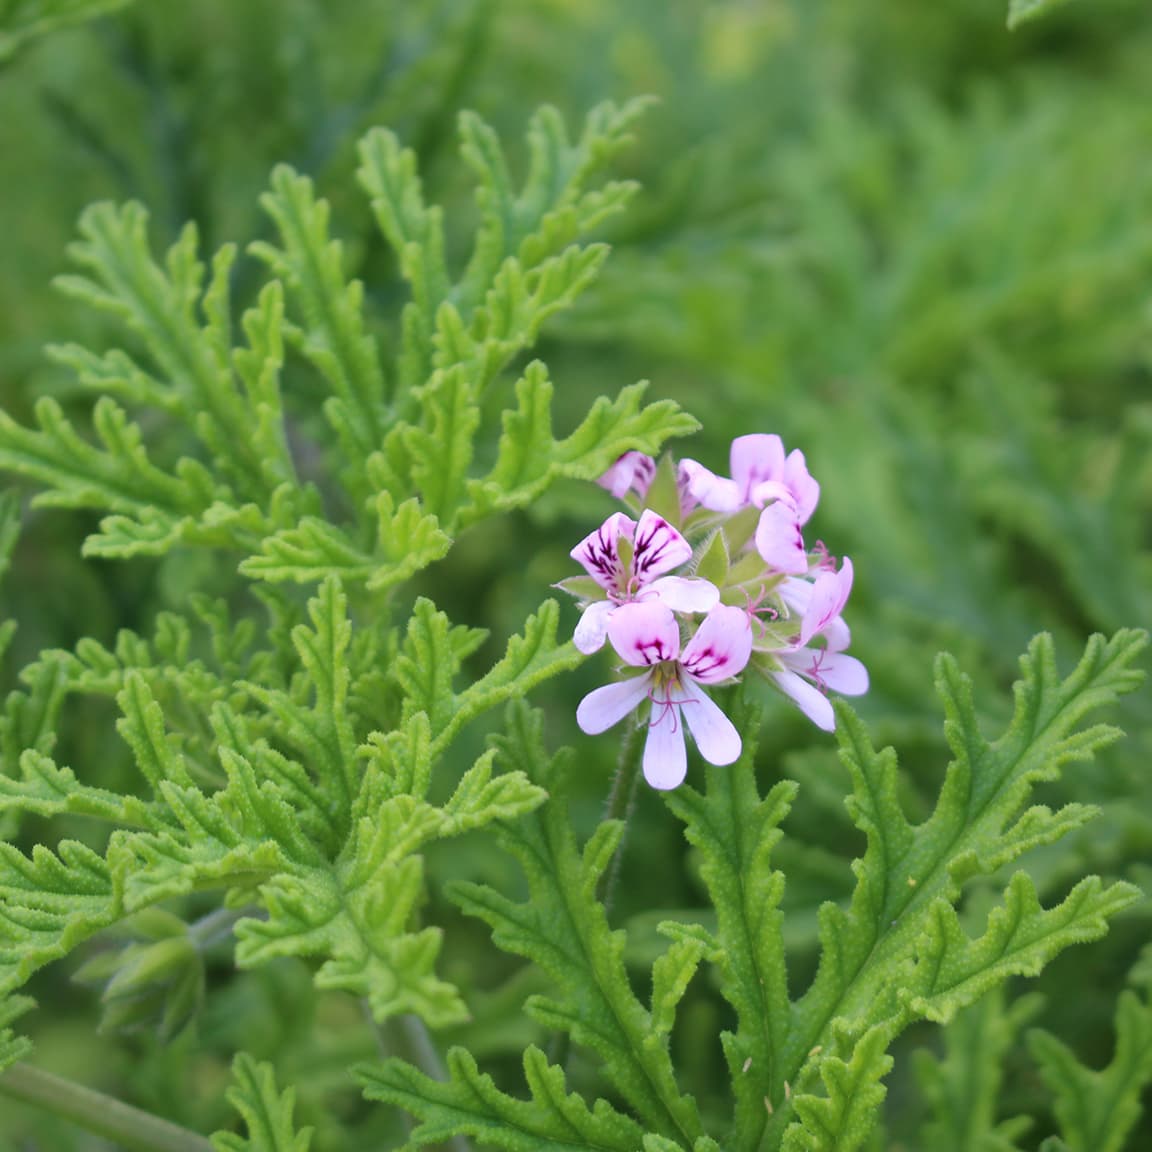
top-left (730, 434), bottom-right (785, 503)
top-left (754, 501), bottom-right (809, 576)
top-left (681, 604), bottom-right (753, 683)
top-left (573, 600), bottom-right (615, 654)
top-left (672, 680), bottom-right (742, 766)
top-left (606, 600), bottom-right (682, 667)
top-left (596, 451), bottom-right (656, 500)
top-left (632, 509), bottom-right (693, 585)
top-left (679, 459), bottom-right (743, 513)
top-left (783, 449), bottom-right (820, 525)
top-left (576, 673), bottom-right (653, 735)
top-left (571, 512), bottom-right (636, 593)
top-left (799, 557), bottom-right (853, 646)
top-left (646, 575), bottom-right (720, 614)
top-left (771, 669), bottom-right (835, 732)
top-left (642, 699), bottom-right (688, 789)
top-left (676, 461), bottom-right (701, 517)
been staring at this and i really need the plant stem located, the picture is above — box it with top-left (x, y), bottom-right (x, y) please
top-left (0, 1061), bottom-right (214, 1152)
top-left (597, 719), bottom-right (645, 915)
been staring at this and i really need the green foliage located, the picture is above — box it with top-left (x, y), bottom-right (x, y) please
top-left (0, 0), bottom-right (132, 60)
top-left (212, 1054), bottom-right (314, 1152)
top-left (363, 630), bottom-right (1144, 1151)
top-left (1029, 984), bottom-right (1152, 1152)
top-left (0, 993), bottom-right (32, 1072)
top-left (1008, 0), bottom-right (1078, 29)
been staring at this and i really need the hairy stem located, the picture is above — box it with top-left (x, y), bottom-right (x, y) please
top-left (598, 720), bottom-right (645, 915)
top-left (0, 1062), bottom-right (213, 1152)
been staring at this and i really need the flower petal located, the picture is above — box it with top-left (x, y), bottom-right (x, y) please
top-left (576, 674), bottom-right (652, 735)
top-left (606, 601), bottom-right (681, 667)
top-left (771, 669), bottom-right (835, 731)
top-left (679, 459), bottom-right (743, 513)
top-left (642, 702), bottom-right (688, 790)
top-left (778, 647), bottom-right (868, 696)
top-left (646, 575), bottom-right (720, 614)
top-left (573, 600), bottom-right (615, 654)
top-left (571, 512), bottom-right (636, 593)
top-left (730, 434), bottom-right (785, 502)
top-left (754, 501), bottom-right (809, 576)
top-left (596, 451), bottom-right (655, 500)
top-left (783, 449), bottom-right (820, 524)
top-left (632, 510), bottom-right (693, 584)
top-left (799, 557), bottom-right (853, 646)
top-left (681, 604), bottom-right (753, 683)
top-left (673, 681), bottom-right (742, 766)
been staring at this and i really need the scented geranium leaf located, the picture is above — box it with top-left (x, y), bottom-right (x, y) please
top-left (451, 710), bottom-right (703, 1145)
top-left (1008, 0), bottom-right (1076, 29)
top-left (650, 936), bottom-right (709, 1039)
top-left (913, 986), bottom-right (1042, 1152)
top-left (0, 749), bottom-right (149, 824)
top-left (53, 204), bottom-right (268, 494)
top-left (461, 369), bottom-right (700, 523)
top-left (663, 713), bottom-right (796, 1152)
top-left (252, 166), bottom-right (387, 479)
top-left (360, 1045), bottom-right (646, 1151)
top-left (240, 492), bottom-right (450, 589)
top-left (756, 631), bottom-right (1146, 1146)
top-left (0, 840), bottom-right (118, 995)
top-left (211, 1054), bottom-right (313, 1152)
top-left (903, 874), bottom-right (1141, 1024)
top-left (356, 127), bottom-right (450, 392)
top-left (781, 1025), bottom-right (894, 1152)
top-left (1029, 986), bottom-right (1152, 1152)
top-left (0, 994), bottom-right (33, 1072)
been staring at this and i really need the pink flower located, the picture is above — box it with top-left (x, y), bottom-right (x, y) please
top-left (763, 559), bottom-right (867, 730)
top-left (576, 602), bottom-right (753, 790)
top-left (680, 434), bottom-right (820, 575)
top-left (564, 510), bottom-right (718, 654)
top-left (596, 451), bottom-right (656, 501)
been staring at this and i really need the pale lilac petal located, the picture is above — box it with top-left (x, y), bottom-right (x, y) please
top-left (754, 502), bottom-right (809, 576)
top-left (783, 450), bottom-right (820, 524)
top-left (730, 434), bottom-right (785, 502)
top-left (571, 512), bottom-right (636, 592)
top-left (573, 601), bottom-right (615, 654)
top-left (748, 479), bottom-right (793, 509)
top-left (672, 681), bottom-right (742, 766)
top-left (576, 674), bottom-right (652, 735)
top-left (771, 669), bottom-right (835, 731)
top-left (778, 647), bottom-right (868, 696)
top-left (681, 604), bottom-right (753, 683)
top-left (642, 703), bottom-right (688, 790)
top-left (823, 616), bottom-right (851, 652)
top-left (676, 462), bottom-right (701, 517)
top-left (778, 576), bottom-right (813, 617)
top-left (799, 558), bottom-right (854, 646)
top-left (646, 576), bottom-right (720, 614)
top-left (632, 510), bottom-right (692, 585)
top-left (679, 459), bottom-right (742, 513)
top-left (606, 601), bottom-right (681, 667)
top-left (596, 451), bottom-right (655, 500)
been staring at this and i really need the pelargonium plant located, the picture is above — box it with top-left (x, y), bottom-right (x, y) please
top-left (561, 436), bottom-right (868, 788)
top-left (0, 96), bottom-right (1145, 1152)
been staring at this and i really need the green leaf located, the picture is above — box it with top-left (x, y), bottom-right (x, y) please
top-left (360, 1045), bottom-right (646, 1151)
top-left (1029, 985), bottom-right (1152, 1152)
top-left (211, 1054), bottom-right (313, 1152)
top-left (0, 994), bottom-right (33, 1072)
top-left (0, 0), bottom-right (133, 61)
top-left (1008, 0), bottom-right (1077, 30)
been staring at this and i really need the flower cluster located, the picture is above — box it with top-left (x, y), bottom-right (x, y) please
top-left (560, 437), bottom-right (867, 789)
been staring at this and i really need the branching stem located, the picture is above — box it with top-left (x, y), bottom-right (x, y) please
top-left (0, 1062), bottom-right (213, 1152)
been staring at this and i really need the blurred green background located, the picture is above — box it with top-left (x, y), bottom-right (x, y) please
top-left (0, 1), bottom-right (1150, 1148)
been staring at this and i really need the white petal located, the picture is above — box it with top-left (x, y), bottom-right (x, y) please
top-left (823, 616), bottom-right (851, 652)
top-left (646, 576), bottom-right (719, 614)
top-left (576, 674), bottom-right (652, 735)
top-left (632, 510), bottom-right (693, 583)
top-left (674, 682), bottom-right (742, 766)
top-left (771, 669), bottom-right (835, 731)
top-left (681, 604), bottom-right (753, 683)
top-left (642, 704), bottom-right (688, 789)
top-left (679, 459), bottom-right (743, 513)
top-left (606, 601), bottom-right (681, 667)
top-left (573, 601), bottom-right (614, 654)
top-left (818, 652), bottom-right (869, 695)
